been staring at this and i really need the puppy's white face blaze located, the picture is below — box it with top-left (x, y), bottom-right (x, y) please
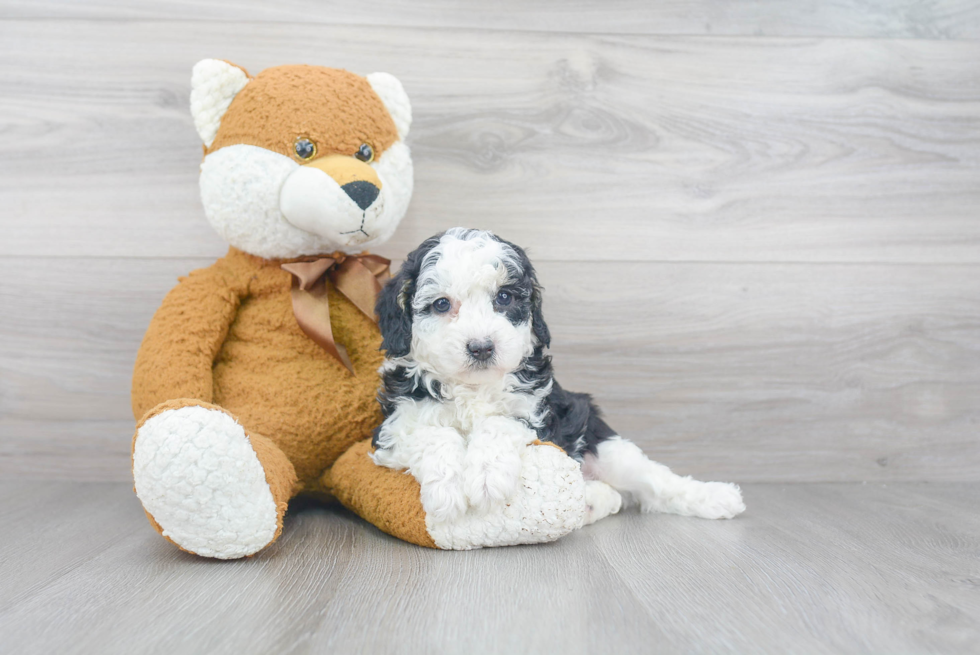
top-left (409, 230), bottom-right (535, 385)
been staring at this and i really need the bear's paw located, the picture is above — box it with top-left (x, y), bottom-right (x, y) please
top-left (133, 405), bottom-right (279, 559)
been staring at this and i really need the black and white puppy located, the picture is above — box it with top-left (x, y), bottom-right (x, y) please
top-left (372, 228), bottom-right (745, 524)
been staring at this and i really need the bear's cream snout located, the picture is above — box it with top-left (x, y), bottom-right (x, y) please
top-left (200, 141), bottom-right (412, 259)
top-left (279, 161), bottom-right (386, 248)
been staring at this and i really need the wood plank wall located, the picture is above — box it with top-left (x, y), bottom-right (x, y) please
top-left (1, 2), bottom-right (978, 482)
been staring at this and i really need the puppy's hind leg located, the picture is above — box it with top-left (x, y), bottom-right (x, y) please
top-left (582, 436), bottom-right (745, 520)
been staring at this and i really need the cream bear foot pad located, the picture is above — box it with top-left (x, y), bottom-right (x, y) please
top-left (133, 406), bottom-right (279, 559)
top-left (425, 442), bottom-right (587, 550)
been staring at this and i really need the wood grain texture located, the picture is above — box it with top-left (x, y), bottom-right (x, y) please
top-left (0, 481), bottom-right (978, 654)
top-left (3, 0), bottom-right (980, 39)
top-left (3, 257), bottom-right (978, 483)
top-left (1, 21), bottom-right (979, 262)
top-left (2, 8), bottom-right (979, 485)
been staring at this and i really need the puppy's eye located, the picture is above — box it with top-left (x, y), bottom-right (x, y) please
top-left (295, 138), bottom-right (317, 160)
top-left (432, 298), bottom-right (451, 313)
top-left (495, 291), bottom-right (512, 307)
top-left (354, 143), bottom-right (374, 163)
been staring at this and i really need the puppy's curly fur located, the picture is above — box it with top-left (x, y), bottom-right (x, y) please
top-left (372, 228), bottom-right (746, 525)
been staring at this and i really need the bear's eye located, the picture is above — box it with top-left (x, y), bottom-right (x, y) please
top-left (354, 143), bottom-right (374, 163)
top-left (295, 138), bottom-right (317, 160)
top-left (432, 298), bottom-right (451, 313)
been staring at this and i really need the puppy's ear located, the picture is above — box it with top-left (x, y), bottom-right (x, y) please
top-left (530, 281), bottom-right (551, 348)
top-left (497, 234), bottom-right (551, 349)
top-left (377, 270), bottom-right (414, 358)
top-left (376, 233), bottom-right (444, 358)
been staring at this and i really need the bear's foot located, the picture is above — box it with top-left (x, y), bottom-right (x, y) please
top-left (583, 480), bottom-right (623, 526)
top-left (425, 441), bottom-right (587, 550)
top-left (133, 401), bottom-right (296, 559)
top-left (327, 439), bottom-right (588, 550)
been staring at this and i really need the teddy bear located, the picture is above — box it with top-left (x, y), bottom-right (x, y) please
top-left (130, 60), bottom-right (589, 558)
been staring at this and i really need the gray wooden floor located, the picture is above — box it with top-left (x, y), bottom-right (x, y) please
top-left (1, 481), bottom-right (978, 654)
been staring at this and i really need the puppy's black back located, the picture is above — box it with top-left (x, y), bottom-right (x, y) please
top-left (535, 380), bottom-right (617, 459)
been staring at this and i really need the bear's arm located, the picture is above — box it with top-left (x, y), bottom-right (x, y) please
top-left (131, 259), bottom-right (247, 420)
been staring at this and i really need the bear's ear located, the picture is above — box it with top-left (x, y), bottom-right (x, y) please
top-left (367, 72), bottom-right (412, 141)
top-left (190, 59), bottom-right (250, 148)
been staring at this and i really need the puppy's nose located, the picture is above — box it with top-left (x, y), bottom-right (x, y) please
top-left (341, 180), bottom-right (380, 210)
top-left (466, 339), bottom-right (495, 362)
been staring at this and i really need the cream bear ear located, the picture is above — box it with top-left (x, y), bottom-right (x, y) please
top-left (367, 72), bottom-right (412, 140)
top-left (190, 59), bottom-right (250, 148)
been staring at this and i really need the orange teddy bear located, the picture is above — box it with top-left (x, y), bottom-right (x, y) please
top-left (130, 60), bottom-right (588, 558)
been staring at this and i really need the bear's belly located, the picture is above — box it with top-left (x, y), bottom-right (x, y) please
top-left (211, 282), bottom-right (384, 488)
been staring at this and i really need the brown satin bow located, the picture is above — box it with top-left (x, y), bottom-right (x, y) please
top-left (281, 253), bottom-right (391, 375)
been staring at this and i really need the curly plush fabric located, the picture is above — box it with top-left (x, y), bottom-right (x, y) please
top-left (133, 399), bottom-right (297, 559)
top-left (208, 65), bottom-right (399, 161)
top-left (426, 440), bottom-right (587, 550)
top-left (190, 60), bottom-right (250, 148)
top-left (366, 72), bottom-right (412, 140)
top-left (133, 247), bottom-right (385, 489)
top-left (325, 439), bottom-right (437, 548)
top-left (325, 440), bottom-right (586, 550)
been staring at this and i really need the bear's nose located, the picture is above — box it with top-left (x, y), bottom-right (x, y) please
top-left (301, 154), bottom-right (383, 207)
top-left (341, 180), bottom-right (380, 210)
top-left (466, 339), bottom-right (495, 362)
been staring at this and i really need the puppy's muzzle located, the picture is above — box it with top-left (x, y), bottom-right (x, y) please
top-left (466, 339), bottom-right (495, 362)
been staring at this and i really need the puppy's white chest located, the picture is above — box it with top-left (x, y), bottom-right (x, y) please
top-left (442, 386), bottom-right (538, 436)
top-left (450, 398), bottom-right (502, 435)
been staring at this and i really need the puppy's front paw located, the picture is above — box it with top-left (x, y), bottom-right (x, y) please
top-left (463, 447), bottom-right (522, 513)
top-left (420, 468), bottom-right (467, 523)
top-left (690, 482), bottom-right (746, 520)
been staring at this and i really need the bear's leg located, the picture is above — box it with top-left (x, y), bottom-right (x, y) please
top-left (324, 439), bottom-right (588, 550)
top-left (132, 399), bottom-right (298, 559)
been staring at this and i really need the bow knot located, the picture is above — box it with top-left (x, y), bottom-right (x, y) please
top-left (281, 253), bottom-right (391, 375)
